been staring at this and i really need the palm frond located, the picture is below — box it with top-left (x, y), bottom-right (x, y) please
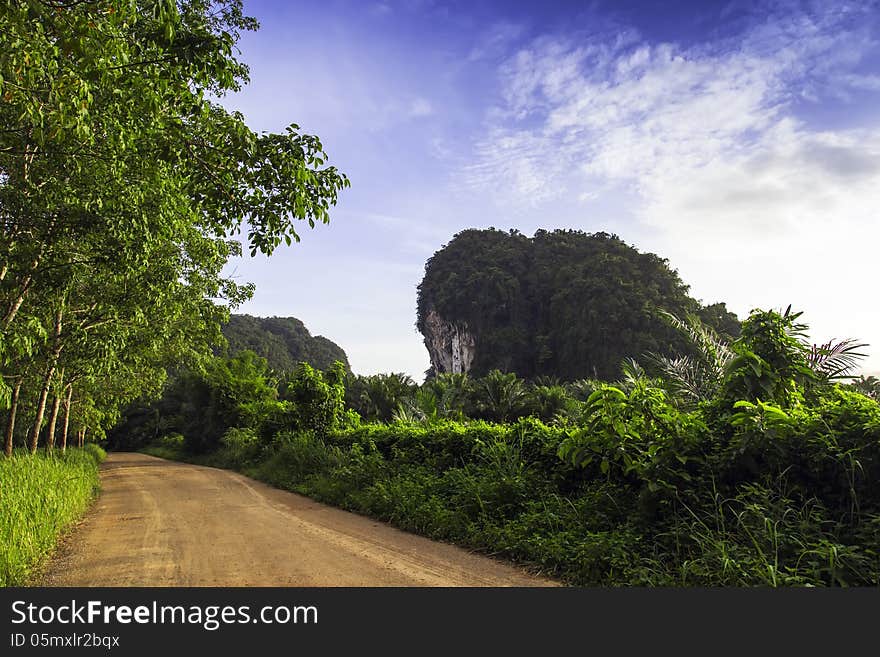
top-left (620, 357), bottom-right (646, 387)
top-left (658, 310), bottom-right (733, 372)
top-left (648, 311), bottom-right (733, 405)
top-left (807, 339), bottom-right (869, 380)
top-left (644, 353), bottom-right (709, 404)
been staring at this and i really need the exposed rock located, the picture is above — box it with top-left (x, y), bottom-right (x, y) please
top-left (423, 308), bottom-right (475, 374)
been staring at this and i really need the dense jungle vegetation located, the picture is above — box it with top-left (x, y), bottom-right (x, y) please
top-left (0, 0), bottom-right (346, 584)
top-left (222, 314), bottom-right (349, 372)
top-left (417, 229), bottom-right (741, 380)
top-left (129, 308), bottom-right (880, 586)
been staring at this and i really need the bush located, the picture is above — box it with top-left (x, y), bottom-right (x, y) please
top-left (82, 443), bottom-right (107, 464)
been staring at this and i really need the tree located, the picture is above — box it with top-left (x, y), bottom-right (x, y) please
top-left (474, 370), bottom-right (528, 423)
top-left (645, 311), bottom-right (734, 407)
top-left (345, 373), bottom-right (416, 422)
top-left (720, 308), bottom-right (865, 409)
top-left (222, 314), bottom-right (349, 372)
top-left (1, 1), bottom-right (348, 453)
top-left (849, 375), bottom-right (880, 401)
top-left (281, 361), bottom-right (346, 437)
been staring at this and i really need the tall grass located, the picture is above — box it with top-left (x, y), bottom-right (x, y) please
top-left (0, 445), bottom-right (105, 587)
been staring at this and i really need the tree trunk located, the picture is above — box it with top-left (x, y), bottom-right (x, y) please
top-left (4, 378), bottom-right (22, 457)
top-left (45, 393), bottom-right (62, 455)
top-left (2, 275), bottom-right (32, 329)
top-left (60, 384), bottom-right (72, 454)
top-left (28, 307), bottom-right (63, 454)
top-left (28, 370), bottom-right (51, 454)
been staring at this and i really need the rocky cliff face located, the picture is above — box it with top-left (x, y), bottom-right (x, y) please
top-left (422, 308), bottom-right (476, 375)
top-left (416, 228), bottom-right (740, 381)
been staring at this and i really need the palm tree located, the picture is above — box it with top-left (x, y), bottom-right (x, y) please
top-left (849, 375), bottom-right (880, 401)
top-left (650, 308), bottom-right (868, 406)
top-left (565, 378), bottom-right (600, 403)
top-left (349, 372), bottom-right (416, 422)
top-left (425, 372), bottom-right (471, 419)
top-left (528, 383), bottom-right (576, 424)
top-left (476, 370), bottom-right (527, 423)
top-left (646, 311), bottom-right (733, 406)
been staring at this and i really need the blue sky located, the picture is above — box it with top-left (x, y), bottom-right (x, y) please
top-left (220, 0), bottom-right (880, 380)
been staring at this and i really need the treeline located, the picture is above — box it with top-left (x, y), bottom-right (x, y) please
top-left (130, 309), bottom-right (880, 585)
top-left (0, 1), bottom-right (346, 457)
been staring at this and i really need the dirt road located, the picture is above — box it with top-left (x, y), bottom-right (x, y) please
top-left (40, 453), bottom-right (557, 586)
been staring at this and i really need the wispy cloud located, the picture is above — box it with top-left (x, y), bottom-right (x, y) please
top-left (465, 4), bottom-right (879, 207)
top-left (461, 2), bottom-right (880, 368)
top-left (369, 2), bottom-right (392, 17)
top-left (409, 97), bottom-right (434, 117)
top-left (467, 21), bottom-right (527, 62)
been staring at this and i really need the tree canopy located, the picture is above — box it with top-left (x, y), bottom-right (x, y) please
top-left (221, 314), bottom-right (349, 372)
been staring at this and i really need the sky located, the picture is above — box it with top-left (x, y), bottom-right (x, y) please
top-left (219, 0), bottom-right (880, 381)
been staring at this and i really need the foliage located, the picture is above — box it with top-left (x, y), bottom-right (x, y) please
top-left (720, 308), bottom-right (816, 407)
top-left (111, 355), bottom-right (350, 452)
top-left (140, 308), bottom-right (880, 586)
top-left (1, 0), bottom-right (347, 455)
top-left (848, 375), bottom-right (880, 401)
top-left (140, 350), bottom-right (279, 453)
top-left (473, 370), bottom-right (529, 422)
top-left (280, 361), bottom-right (347, 437)
top-left (646, 311), bottom-right (733, 406)
top-left (221, 314), bottom-right (349, 372)
top-left (808, 339), bottom-right (869, 383)
top-left (344, 372), bottom-right (417, 422)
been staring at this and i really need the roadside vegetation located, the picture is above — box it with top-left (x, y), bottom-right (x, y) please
top-left (131, 308), bottom-right (880, 586)
top-left (0, 445), bottom-right (105, 586)
top-left (1, 1), bottom-right (346, 587)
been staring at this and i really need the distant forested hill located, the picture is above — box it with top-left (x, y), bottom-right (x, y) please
top-left (221, 315), bottom-right (349, 372)
top-left (417, 228), bottom-right (740, 381)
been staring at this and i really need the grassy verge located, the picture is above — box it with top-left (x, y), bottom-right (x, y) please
top-left (0, 445), bottom-right (106, 587)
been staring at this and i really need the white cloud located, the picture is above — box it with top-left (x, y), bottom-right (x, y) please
top-left (463, 3), bottom-right (880, 372)
top-left (467, 21), bottom-right (526, 62)
top-left (409, 97), bottom-right (433, 117)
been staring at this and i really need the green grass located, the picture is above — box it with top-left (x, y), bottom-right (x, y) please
top-left (0, 445), bottom-right (106, 587)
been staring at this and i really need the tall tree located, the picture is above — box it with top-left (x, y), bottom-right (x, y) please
top-left (0, 1), bottom-right (348, 450)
